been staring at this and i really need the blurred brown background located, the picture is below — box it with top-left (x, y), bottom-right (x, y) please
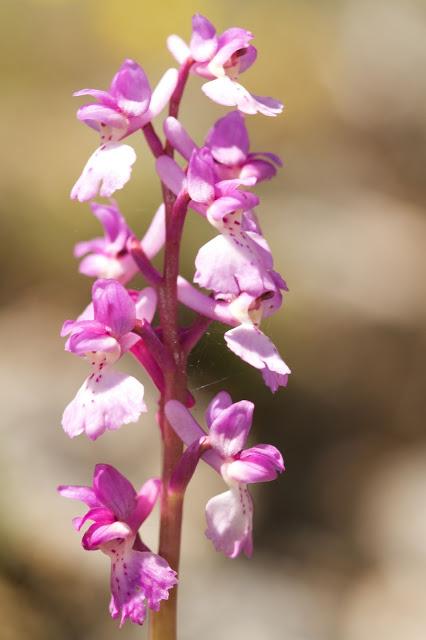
top-left (1, 0), bottom-right (425, 638)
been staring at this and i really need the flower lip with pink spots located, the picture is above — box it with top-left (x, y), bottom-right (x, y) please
top-left (61, 280), bottom-right (158, 440)
top-left (58, 465), bottom-right (177, 626)
top-left (165, 393), bottom-right (284, 557)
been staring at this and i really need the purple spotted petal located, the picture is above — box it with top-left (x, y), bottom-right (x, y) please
top-left (62, 369), bottom-right (146, 440)
top-left (194, 232), bottom-right (279, 298)
top-left (209, 400), bottom-right (254, 458)
top-left (205, 487), bottom-right (253, 558)
top-left (107, 545), bottom-right (177, 627)
top-left (71, 143), bottom-right (136, 202)
top-left (76, 104), bottom-right (129, 132)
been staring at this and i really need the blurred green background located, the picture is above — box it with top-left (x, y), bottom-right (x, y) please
top-left (1, 0), bottom-right (425, 638)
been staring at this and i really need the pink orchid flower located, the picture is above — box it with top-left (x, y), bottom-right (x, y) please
top-left (61, 279), bottom-right (157, 440)
top-left (74, 200), bottom-right (165, 283)
top-left (58, 464), bottom-right (177, 626)
top-left (168, 14), bottom-right (283, 116)
top-left (166, 392), bottom-right (284, 558)
top-left (164, 111), bottom-right (282, 183)
top-left (71, 59), bottom-right (178, 201)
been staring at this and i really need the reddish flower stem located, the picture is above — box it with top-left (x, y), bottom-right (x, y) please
top-left (149, 58), bottom-right (196, 640)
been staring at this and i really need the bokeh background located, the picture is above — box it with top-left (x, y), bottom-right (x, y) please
top-left (1, 0), bottom-right (425, 638)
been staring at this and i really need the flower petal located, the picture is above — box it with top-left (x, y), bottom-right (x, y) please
top-left (165, 400), bottom-right (205, 446)
top-left (187, 148), bottom-right (215, 203)
top-left (92, 279), bottom-right (136, 338)
top-left (107, 545), bottom-right (177, 627)
top-left (57, 484), bottom-right (100, 507)
top-left (164, 117), bottom-right (197, 161)
top-left (109, 59), bottom-right (151, 117)
top-left (167, 34), bottom-right (191, 64)
top-left (148, 68), bottom-right (179, 118)
top-left (205, 487), bottom-right (253, 558)
top-left (132, 287), bottom-right (157, 324)
top-left (165, 400), bottom-right (222, 472)
top-left (62, 369), bottom-right (146, 440)
top-left (224, 325), bottom-right (290, 392)
top-left (227, 444), bottom-right (284, 483)
top-left (83, 521), bottom-right (133, 550)
top-left (76, 104), bottom-right (129, 131)
top-left (92, 463), bottom-right (137, 522)
top-left (205, 111), bottom-right (249, 166)
top-left (209, 400), bottom-right (254, 458)
top-left (190, 14), bottom-right (218, 62)
top-left (202, 77), bottom-right (283, 117)
top-left (205, 390), bottom-right (233, 427)
top-left (155, 156), bottom-right (186, 195)
top-left (73, 507), bottom-right (115, 532)
top-left (240, 159), bottom-right (278, 183)
top-left (71, 143), bottom-right (136, 202)
top-left (211, 27), bottom-right (254, 71)
top-left (140, 203), bottom-right (166, 260)
top-left (194, 232), bottom-right (280, 298)
top-left (131, 478), bottom-right (161, 530)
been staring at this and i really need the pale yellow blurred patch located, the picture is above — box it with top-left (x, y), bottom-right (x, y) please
top-left (87, 0), bottom-right (216, 56)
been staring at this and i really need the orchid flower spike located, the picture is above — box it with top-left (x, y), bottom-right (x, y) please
top-left (166, 392), bottom-right (284, 558)
top-left (71, 59), bottom-right (178, 201)
top-left (61, 279), bottom-right (157, 440)
top-left (58, 464), bottom-right (177, 626)
top-left (168, 14), bottom-right (283, 116)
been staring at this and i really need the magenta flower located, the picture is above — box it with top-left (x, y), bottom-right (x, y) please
top-left (156, 146), bottom-right (259, 216)
top-left (61, 279), bottom-right (157, 440)
top-left (74, 201), bottom-right (134, 281)
top-left (74, 200), bottom-right (165, 283)
top-left (167, 14), bottom-right (282, 116)
top-left (71, 59), bottom-right (178, 201)
top-left (58, 464), bottom-right (177, 626)
top-left (164, 111), bottom-right (282, 183)
top-left (166, 392), bottom-right (284, 558)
